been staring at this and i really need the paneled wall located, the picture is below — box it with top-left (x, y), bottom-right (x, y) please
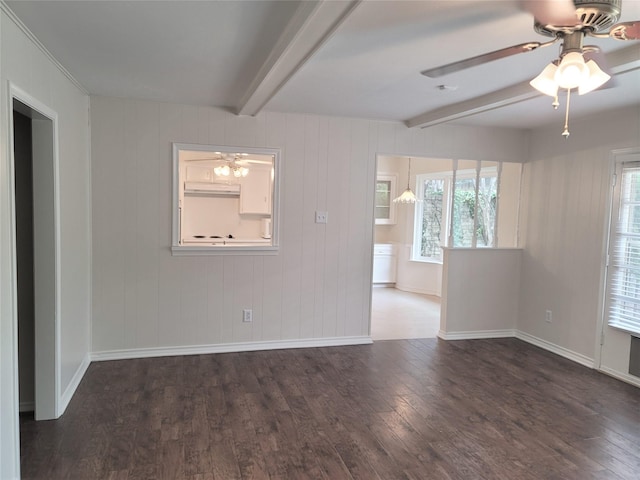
top-left (519, 105), bottom-right (640, 368)
top-left (0, 7), bottom-right (91, 478)
top-left (440, 248), bottom-right (521, 337)
top-left (90, 96), bottom-right (529, 354)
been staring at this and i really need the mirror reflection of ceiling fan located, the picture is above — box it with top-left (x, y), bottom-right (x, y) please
top-left (421, 0), bottom-right (640, 137)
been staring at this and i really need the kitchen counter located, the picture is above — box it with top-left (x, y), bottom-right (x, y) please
top-left (182, 238), bottom-right (271, 246)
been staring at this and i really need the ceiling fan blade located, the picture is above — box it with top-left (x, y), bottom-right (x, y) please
top-left (520, 0), bottom-right (579, 27)
top-left (609, 21), bottom-right (640, 40)
top-left (421, 42), bottom-right (542, 78)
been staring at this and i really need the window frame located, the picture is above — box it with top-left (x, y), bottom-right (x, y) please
top-left (604, 160), bottom-right (640, 336)
top-left (412, 166), bottom-right (499, 263)
top-left (171, 142), bottom-right (281, 256)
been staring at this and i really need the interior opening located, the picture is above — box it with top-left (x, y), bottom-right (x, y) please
top-left (12, 95), bottom-right (58, 433)
top-left (371, 154), bottom-right (522, 340)
top-left (13, 106), bottom-right (35, 415)
top-left (371, 155), bottom-right (444, 340)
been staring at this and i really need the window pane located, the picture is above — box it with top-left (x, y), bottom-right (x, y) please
top-left (420, 179), bottom-right (444, 258)
top-left (452, 178), bottom-right (476, 247)
top-left (476, 175), bottom-right (497, 247)
top-left (608, 165), bottom-right (640, 334)
top-left (375, 206), bottom-right (390, 219)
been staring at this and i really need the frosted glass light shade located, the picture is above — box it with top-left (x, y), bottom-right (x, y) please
top-left (393, 188), bottom-right (418, 204)
top-left (554, 52), bottom-right (589, 89)
top-left (530, 63), bottom-right (559, 97)
top-left (578, 60), bottom-right (611, 94)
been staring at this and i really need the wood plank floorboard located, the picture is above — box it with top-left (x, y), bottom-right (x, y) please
top-left (20, 338), bottom-right (640, 479)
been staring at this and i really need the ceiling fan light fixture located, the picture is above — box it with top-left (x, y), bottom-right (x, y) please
top-left (215, 164), bottom-right (230, 176)
top-left (530, 62), bottom-right (559, 96)
top-left (578, 59), bottom-right (611, 94)
top-left (554, 52), bottom-right (589, 89)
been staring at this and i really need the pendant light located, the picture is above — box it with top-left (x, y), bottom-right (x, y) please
top-left (393, 157), bottom-right (419, 204)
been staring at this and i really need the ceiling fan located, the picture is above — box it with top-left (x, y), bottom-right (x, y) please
top-left (421, 0), bottom-right (640, 137)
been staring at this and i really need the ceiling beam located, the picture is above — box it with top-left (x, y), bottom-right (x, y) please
top-left (236, 0), bottom-right (361, 117)
top-left (405, 43), bottom-right (640, 129)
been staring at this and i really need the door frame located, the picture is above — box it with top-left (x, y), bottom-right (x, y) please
top-left (8, 82), bottom-right (61, 421)
top-left (595, 147), bottom-right (640, 379)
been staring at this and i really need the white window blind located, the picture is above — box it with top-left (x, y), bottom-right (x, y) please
top-left (608, 163), bottom-right (640, 335)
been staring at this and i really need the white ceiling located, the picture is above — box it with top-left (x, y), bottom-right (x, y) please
top-left (6, 0), bottom-right (640, 130)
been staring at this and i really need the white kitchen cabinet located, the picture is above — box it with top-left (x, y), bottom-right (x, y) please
top-left (239, 167), bottom-right (271, 215)
top-left (375, 174), bottom-right (397, 225)
top-left (372, 244), bottom-right (396, 284)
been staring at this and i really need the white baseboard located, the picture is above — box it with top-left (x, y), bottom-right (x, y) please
top-left (515, 331), bottom-right (595, 368)
top-left (91, 336), bottom-right (373, 362)
top-left (599, 366), bottom-right (640, 388)
top-left (19, 401), bottom-right (34, 413)
top-left (58, 353), bottom-right (91, 416)
top-left (437, 329), bottom-right (516, 340)
top-left (395, 283), bottom-right (441, 297)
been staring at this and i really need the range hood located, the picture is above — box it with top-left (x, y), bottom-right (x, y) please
top-left (184, 182), bottom-right (240, 196)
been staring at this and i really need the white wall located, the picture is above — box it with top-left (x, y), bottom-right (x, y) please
top-left (440, 248), bottom-right (521, 337)
top-left (519, 105), bottom-right (640, 369)
top-left (0, 6), bottom-right (91, 479)
top-left (90, 95), bottom-right (529, 355)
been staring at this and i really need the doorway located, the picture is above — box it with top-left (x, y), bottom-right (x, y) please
top-left (11, 90), bottom-right (60, 422)
top-left (371, 154), bottom-right (444, 340)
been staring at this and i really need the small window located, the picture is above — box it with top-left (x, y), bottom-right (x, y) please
top-left (172, 143), bottom-right (280, 255)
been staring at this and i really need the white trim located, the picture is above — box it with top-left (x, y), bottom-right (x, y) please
top-left (92, 336), bottom-right (373, 362)
top-left (515, 331), bottom-right (595, 368)
top-left (394, 283), bottom-right (441, 297)
top-left (19, 402), bottom-right (34, 413)
top-left (0, 2), bottom-right (88, 95)
top-left (437, 329), bottom-right (516, 340)
top-left (171, 143), bottom-right (282, 254)
top-left (58, 353), bottom-right (91, 416)
top-left (4, 83), bottom-right (22, 480)
top-left (10, 83), bottom-right (62, 420)
top-left (599, 366), bottom-right (640, 389)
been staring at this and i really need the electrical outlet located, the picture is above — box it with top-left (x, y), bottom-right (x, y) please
top-left (243, 309), bottom-right (252, 323)
top-left (545, 310), bottom-right (552, 323)
top-left (315, 211), bottom-right (328, 224)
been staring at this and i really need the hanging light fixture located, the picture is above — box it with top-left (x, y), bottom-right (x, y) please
top-left (393, 157), bottom-right (419, 204)
top-left (529, 32), bottom-right (610, 138)
top-left (214, 154), bottom-right (249, 177)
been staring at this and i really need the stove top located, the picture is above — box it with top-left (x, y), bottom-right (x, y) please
top-left (192, 234), bottom-right (234, 239)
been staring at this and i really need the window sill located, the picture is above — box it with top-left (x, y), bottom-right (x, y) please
top-left (409, 258), bottom-right (443, 265)
top-left (608, 322), bottom-right (640, 338)
top-left (171, 245), bottom-right (279, 256)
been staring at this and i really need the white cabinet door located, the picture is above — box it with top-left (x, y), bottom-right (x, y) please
top-left (372, 244), bottom-right (397, 283)
top-left (239, 168), bottom-right (271, 215)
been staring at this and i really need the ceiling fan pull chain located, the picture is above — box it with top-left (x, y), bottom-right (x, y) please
top-left (562, 88), bottom-right (571, 138)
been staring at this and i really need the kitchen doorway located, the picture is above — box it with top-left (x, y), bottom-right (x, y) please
top-left (371, 154), bottom-right (444, 340)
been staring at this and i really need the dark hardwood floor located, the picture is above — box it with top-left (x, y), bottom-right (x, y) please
top-left (20, 338), bottom-right (640, 479)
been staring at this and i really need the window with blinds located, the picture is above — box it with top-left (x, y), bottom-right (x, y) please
top-left (607, 163), bottom-right (640, 335)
